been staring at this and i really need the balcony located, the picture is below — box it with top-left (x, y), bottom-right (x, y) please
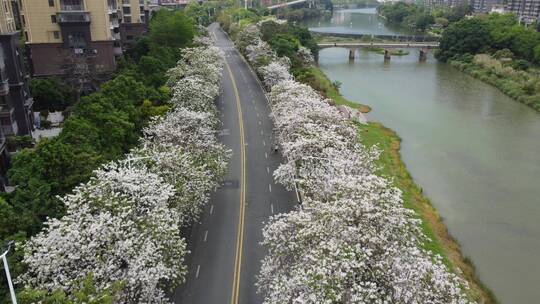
top-left (60, 4), bottom-right (85, 11)
top-left (110, 19), bottom-right (119, 28)
top-left (57, 12), bottom-right (91, 23)
top-left (111, 31), bottom-right (121, 40)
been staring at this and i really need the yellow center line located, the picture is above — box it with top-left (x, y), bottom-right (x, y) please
top-left (221, 37), bottom-right (247, 304)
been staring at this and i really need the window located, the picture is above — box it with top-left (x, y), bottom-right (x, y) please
top-left (67, 32), bottom-right (86, 48)
top-left (51, 15), bottom-right (56, 23)
top-left (123, 16), bottom-right (131, 23)
top-left (24, 31), bottom-right (28, 41)
top-left (53, 31), bottom-right (59, 39)
top-left (48, 0), bottom-right (54, 7)
top-left (122, 6), bottom-right (130, 14)
top-left (21, 15), bottom-right (25, 26)
top-left (126, 35), bottom-right (133, 41)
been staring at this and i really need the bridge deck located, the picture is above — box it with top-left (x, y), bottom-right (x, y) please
top-left (317, 42), bottom-right (439, 49)
top-left (267, 0), bottom-right (308, 9)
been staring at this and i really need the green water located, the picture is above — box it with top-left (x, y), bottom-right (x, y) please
top-left (312, 8), bottom-right (540, 304)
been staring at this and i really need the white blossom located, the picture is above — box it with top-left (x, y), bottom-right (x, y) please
top-left (297, 46), bottom-right (314, 65)
top-left (237, 22), bottom-right (473, 303)
top-left (21, 163), bottom-right (187, 303)
top-left (21, 26), bottom-right (228, 303)
top-left (258, 61), bottom-right (293, 90)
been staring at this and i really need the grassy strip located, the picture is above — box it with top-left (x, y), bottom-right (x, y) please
top-left (357, 122), bottom-right (497, 304)
top-left (302, 66), bottom-right (372, 113)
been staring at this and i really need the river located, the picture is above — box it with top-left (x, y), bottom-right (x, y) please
top-left (305, 7), bottom-right (540, 304)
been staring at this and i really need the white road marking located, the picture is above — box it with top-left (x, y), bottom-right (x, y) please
top-left (271, 203), bottom-right (274, 214)
top-left (196, 265), bottom-right (201, 278)
top-left (269, 184), bottom-right (272, 192)
top-left (265, 152), bottom-right (268, 159)
top-left (258, 121), bottom-right (261, 125)
top-left (204, 230), bottom-right (208, 242)
top-left (267, 166), bottom-right (270, 174)
top-left (256, 113), bottom-right (259, 117)
top-left (260, 130), bottom-right (264, 135)
top-left (263, 140), bottom-right (266, 146)
top-left (210, 205), bottom-right (214, 214)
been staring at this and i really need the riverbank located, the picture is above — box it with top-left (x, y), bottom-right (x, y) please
top-left (449, 56), bottom-right (540, 112)
top-left (357, 122), bottom-right (497, 303)
top-left (299, 65), bottom-right (372, 113)
top-left (312, 64), bottom-right (495, 303)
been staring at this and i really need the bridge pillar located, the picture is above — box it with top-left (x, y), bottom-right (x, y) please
top-left (419, 48), bottom-right (428, 61)
top-left (348, 49), bottom-right (355, 61)
top-left (384, 49), bottom-right (391, 61)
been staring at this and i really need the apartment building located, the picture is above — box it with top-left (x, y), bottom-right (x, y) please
top-left (506, 0), bottom-right (540, 24)
top-left (19, 0), bottom-right (148, 77)
top-left (120, 0), bottom-right (149, 47)
top-left (0, 0), bottom-right (35, 190)
top-left (472, 0), bottom-right (502, 12)
top-left (425, 0), bottom-right (469, 9)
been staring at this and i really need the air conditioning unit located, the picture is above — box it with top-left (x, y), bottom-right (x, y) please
top-left (74, 48), bottom-right (84, 54)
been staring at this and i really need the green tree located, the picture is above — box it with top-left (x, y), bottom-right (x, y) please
top-left (29, 78), bottom-right (73, 111)
top-left (18, 274), bottom-right (124, 304)
top-left (534, 44), bottom-right (540, 63)
top-left (436, 18), bottom-right (492, 62)
top-left (137, 56), bottom-right (167, 87)
top-left (149, 10), bottom-right (195, 49)
top-left (269, 34), bottom-right (299, 59)
top-left (415, 14), bottom-right (435, 31)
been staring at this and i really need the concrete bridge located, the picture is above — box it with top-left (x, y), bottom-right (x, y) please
top-left (317, 42), bottom-right (439, 61)
top-left (311, 31), bottom-right (440, 42)
top-left (267, 0), bottom-right (311, 10)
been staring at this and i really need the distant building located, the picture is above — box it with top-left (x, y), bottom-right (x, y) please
top-left (506, 0), bottom-right (540, 24)
top-left (490, 3), bottom-right (507, 13)
top-left (0, 0), bottom-right (35, 190)
top-left (425, 0), bottom-right (469, 9)
top-left (472, 0), bottom-right (502, 13)
top-left (155, 0), bottom-right (189, 9)
top-left (18, 0), bottom-right (149, 77)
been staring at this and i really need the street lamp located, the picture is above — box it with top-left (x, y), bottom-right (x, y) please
top-left (1, 241), bottom-right (17, 304)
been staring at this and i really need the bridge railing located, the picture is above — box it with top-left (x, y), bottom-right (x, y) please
top-left (310, 31), bottom-right (440, 43)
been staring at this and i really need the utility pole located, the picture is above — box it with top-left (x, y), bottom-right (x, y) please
top-left (1, 241), bottom-right (17, 304)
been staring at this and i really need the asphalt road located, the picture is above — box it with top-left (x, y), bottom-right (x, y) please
top-left (172, 24), bottom-right (297, 304)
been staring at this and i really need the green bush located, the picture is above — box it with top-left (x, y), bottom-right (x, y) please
top-left (512, 59), bottom-right (530, 71)
top-left (30, 78), bottom-right (73, 111)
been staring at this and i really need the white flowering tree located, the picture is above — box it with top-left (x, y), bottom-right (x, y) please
top-left (246, 39), bottom-right (277, 68)
top-left (20, 28), bottom-right (228, 303)
top-left (21, 162), bottom-right (187, 303)
top-left (135, 109), bottom-right (229, 226)
top-left (258, 61), bottom-right (293, 91)
top-left (235, 24), bottom-right (261, 55)
top-left (297, 46), bottom-right (314, 66)
top-left (234, 22), bottom-right (473, 303)
top-left (166, 46), bottom-right (223, 88)
top-left (170, 75), bottom-right (220, 113)
top-left (258, 196), bottom-right (469, 304)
